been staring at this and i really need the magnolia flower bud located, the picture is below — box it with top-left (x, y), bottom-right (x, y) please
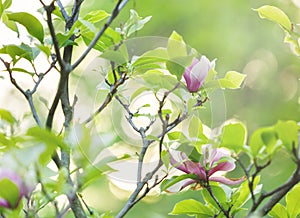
top-left (0, 169), bottom-right (28, 209)
top-left (183, 56), bottom-right (212, 93)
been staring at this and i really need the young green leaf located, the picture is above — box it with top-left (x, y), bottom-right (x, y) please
top-left (286, 185), bottom-right (300, 217)
top-left (254, 5), bottom-right (292, 32)
top-left (269, 203), bottom-right (288, 218)
top-left (188, 115), bottom-right (203, 139)
top-left (220, 122), bottom-right (247, 153)
top-left (274, 120), bottom-right (299, 151)
top-left (0, 108), bottom-right (15, 124)
top-left (167, 31), bottom-right (187, 58)
top-left (202, 185), bottom-right (228, 210)
top-left (169, 199), bottom-right (214, 216)
top-left (161, 174), bottom-right (198, 192)
top-left (27, 127), bottom-right (68, 150)
top-left (82, 10), bottom-right (110, 24)
top-left (218, 71), bottom-right (246, 89)
top-left (7, 12), bottom-right (44, 43)
top-left (123, 10), bottom-right (152, 37)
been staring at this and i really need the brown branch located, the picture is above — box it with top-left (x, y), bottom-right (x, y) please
top-left (84, 73), bottom-right (128, 124)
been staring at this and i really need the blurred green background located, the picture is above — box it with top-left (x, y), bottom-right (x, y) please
top-left (74, 0), bottom-right (300, 217)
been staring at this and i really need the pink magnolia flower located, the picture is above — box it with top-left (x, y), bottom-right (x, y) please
top-left (0, 169), bottom-right (29, 209)
top-left (183, 56), bottom-right (212, 93)
top-left (169, 145), bottom-right (244, 190)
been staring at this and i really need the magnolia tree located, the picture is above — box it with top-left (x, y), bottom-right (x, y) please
top-left (0, 0), bottom-right (299, 217)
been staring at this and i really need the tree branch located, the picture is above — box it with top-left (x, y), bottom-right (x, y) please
top-left (71, 0), bottom-right (129, 70)
top-left (84, 73), bottom-right (128, 124)
top-left (44, 2), bottom-right (64, 69)
top-left (115, 83), bottom-right (186, 217)
top-left (56, 0), bottom-right (70, 22)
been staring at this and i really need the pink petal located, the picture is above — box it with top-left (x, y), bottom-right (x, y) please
top-left (183, 161), bottom-right (206, 180)
top-left (190, 56), bottom-right (210, 83)
top-left (169, 151), bottom-right (190, 174)
top-left (184, 56), bottom-right (211, 93)
top-left (210, 175), bottom-right (245, 185)
top-left (0, 199), bottom-right (10, 208)
top-left (208, 161), bottom-right (236, 177)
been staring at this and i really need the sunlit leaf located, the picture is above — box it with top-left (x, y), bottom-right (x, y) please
top-left (11, 68), bottom-right (34, 76)
top-left (170, 199), bottom-right (214, 216)
top-left (123, 10), bottom-right (152, 37)
top-left (255, 5), bottom-right (292, 32)
top-left (27, 127), bottom-right (67, 150)
top-left (286, 185), bottom-right (300, 217)
top-left (82, 10), bottom-right (110, 24)
top-left (202, 185), bottom-right (228, 210)
top-left (167, 31), bottom-right (187, 58)
top-left (0, 108), bottom-right (15, 124)
top-left (161, 150), bottom-right (170, 168)
top-left (231, 176), bottom-right (260, 212)
top-left (220, 122), bottom-right (247, 153)
top-left (188, 115), bottom-right (203, 139)
top-left (274, 120), bottom-right (299, 151)
top-left (218, 71), bottom-right (246, 89)
top-left (269, 203), bottom-right (288, 218)
top-left (161, 174), bottom-right (198, 192)
top-left (1, 13), bottom-right (18, 34)
top-left (7, 12), bottom-right (44, 42)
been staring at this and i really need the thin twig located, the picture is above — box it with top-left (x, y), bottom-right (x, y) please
top-left (115, 83), bottom-right (186, 218)
top-left (56, 0), bottom-right (70, 21)
top-left (36, 166), bottom-right (60, 216)
top-left (84, 73), bottom-right (128, 124)
top-left (71, 0), bottom-right (129, 70)
top-left (44, 2), bottom-right (64, 69)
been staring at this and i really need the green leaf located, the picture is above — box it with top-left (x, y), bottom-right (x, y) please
top-left (161, 174), bottom-right (198, 191)
top-left (132, 47), bottom-right (168, 69)
top-left (0, 45), bottom-right (30, 63)
top-left (82, 10), bottom-right (110, 24)
top-left (220, 122), bottom-right (247, 153)
top-left (167, 31), bottom-right (187, 58)
top-left (2, 13), bottom-right (19, 34)
top-left (274, 120), bottom-right (299, 151)
top-left (0, 0), bottom-right (12, 17)
top-left (284, 34), bottom-right (300, 56)
top-left (0, 178), bottom-right (19, 208)
top-left (254, 5), bottom-right (292, 32)
top-left (170, 199), bottom-right (214, 216)
top-left (81, 27), bottom-right (121, 52)
top-left (11, 68), bottom-right (34, 76)
top-left (27, 127), bottom-right (68, 150)
top-left (3, 0), bottom-right (12, 9)
top-left (286, 185), bottom-right (300, 217)
top-left (202, 185), bottom-right (227, 210)
top-left (130, 86), bottom-right (149, 101)
top-left (166, 60), bottom-right (184, 80)
top-left (249, 128), bottom-right (265, 157)
top-left (123, 10), bottom-right (152, 37)
top-left (161, 150), bottom-right (170, 168)
top-left (166, 56), bottom-right (193, 80)
top-left (36, 44), bottom-right (51, 57)
top-left (231, 176), bottom-right (260, 211)
top-left (139, 69), bottom-right (179, 92)
top-left (269, 203), bottom-right (288, 218)
top-left (218, 71), bottom-right (246, 89)
top-left (167, 131), bottom-right (186, 140)
top-left (188, 115), bottom-right (203, 139)
top-left (0, 108), bottom-right (15, 124)
top-left (7, 12), bottom-right (44, 42)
